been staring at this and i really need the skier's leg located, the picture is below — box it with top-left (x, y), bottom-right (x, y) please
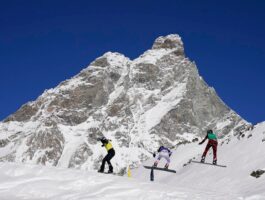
top-left (99, 155), bottom-right (107, 172)
top-left (154, 154), bottom-right (162, 167)
top-left (106, 157), bottom-right (112, 172)
top-left (202, 142), bottom-right (211, 162)
top-left (164, 155), bottom-right (170, 169)
top-left (212, 141), bottom-right (218, 164)
top-left (106, 149), bottom-right (115, 173)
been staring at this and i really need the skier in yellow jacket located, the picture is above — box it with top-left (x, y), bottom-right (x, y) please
top-left (98, 137), bottom-right (115, 173)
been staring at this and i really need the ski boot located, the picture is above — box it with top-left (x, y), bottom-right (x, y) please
top-left (164, 163), bottom-right (169, 169)
top-left (213, 160), bottom-right (217, 165)
top-left (200, 156), bottom-right (205, 163)
top-left (108, 165), bottom-right (113, 173)
top-left (98, 169), bottom-right (104, 173)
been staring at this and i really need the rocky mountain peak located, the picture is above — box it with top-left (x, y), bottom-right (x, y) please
top-left (89, 52), bottom-right (130, 71)
top-left (152, 34), bottom-right (183, 50)
top-left (0, 34), bottom-right (250, 174)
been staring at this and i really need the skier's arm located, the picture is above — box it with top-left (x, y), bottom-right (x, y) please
top-left (100, 140), bottom-right (106, 147)
top-left (153, 147), bottom-right (160, 157)
top-left (199, 135), bottom-right (207, 145)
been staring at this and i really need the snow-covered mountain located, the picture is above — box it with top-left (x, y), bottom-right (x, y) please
top-left (0, 34), bottom-right (250, 174)
top-left (0, 122), bottom-right (264, 200)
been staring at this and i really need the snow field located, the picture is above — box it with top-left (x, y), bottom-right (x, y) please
top-left (0, 123), bottom-right (264, 199)
top-left (133, 122), bottom-right (265, 199)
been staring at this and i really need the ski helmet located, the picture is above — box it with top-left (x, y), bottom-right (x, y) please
top-left (100, 137), bottom-right (108, 143)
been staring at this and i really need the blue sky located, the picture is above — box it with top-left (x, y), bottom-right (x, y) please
top-left (0, 0), bottom-right (264, 124)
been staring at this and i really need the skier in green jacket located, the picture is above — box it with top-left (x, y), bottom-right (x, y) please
top-left (199, 130), bottom-right (218, 165)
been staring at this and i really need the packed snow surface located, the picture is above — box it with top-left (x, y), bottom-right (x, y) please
top-left (133, 122), bottom-right (265, 200)
top-left (0, 123), bottom-right (265, 200)
top-left (0, 162), bottom-right (240, 200)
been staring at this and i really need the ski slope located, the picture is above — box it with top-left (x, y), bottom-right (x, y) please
top-left (133, 122), bottom-right (265, 199)
top-left (0, 123), bottom-right (264, 200)
top-left (0, 162), bottom-right (236, 200)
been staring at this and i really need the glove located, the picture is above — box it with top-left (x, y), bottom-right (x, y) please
top-left (198, 142), bottom-right (202, 145)
top-left (153, 153), bottom-right (156, 158)
top-left (169, 152), bottom-right (172, 157)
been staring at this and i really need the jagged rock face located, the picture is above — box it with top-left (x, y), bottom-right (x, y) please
top-left (152, 34), bottom-right (184, 52)
top-left (0, 34), bottom-right (250, 173)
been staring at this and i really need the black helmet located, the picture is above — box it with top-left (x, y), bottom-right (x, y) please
top-left (100, 137), bottom-right (108, 143)
top-left (207, 130), bottom-right (213, 134)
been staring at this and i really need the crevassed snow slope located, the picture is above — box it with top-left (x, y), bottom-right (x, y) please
top-left (133, 122), bottom-right (265, 200)
top-left (0, 162), bottom-right (237, 200)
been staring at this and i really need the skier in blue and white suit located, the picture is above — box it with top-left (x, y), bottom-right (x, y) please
top-left (153, 146), bottom-right (172, 169)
